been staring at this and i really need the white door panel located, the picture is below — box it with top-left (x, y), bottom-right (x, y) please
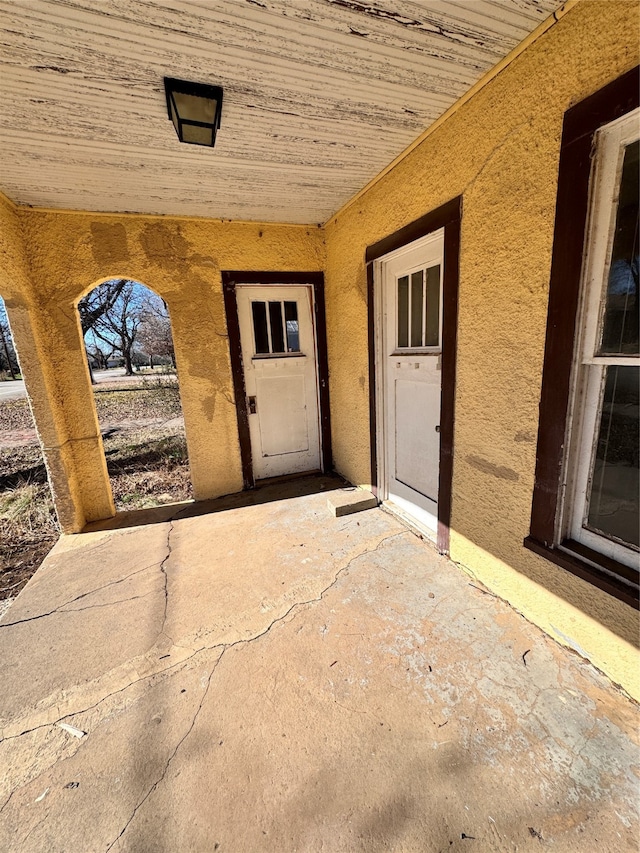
top-left (394, 375), bottom-right (440, 500)
top-left (237, 285), bottom-right (321, 480)
top-left (378, 230), bottom-right (444, 539)
top-left (255, 370), bottom-right (309, 457)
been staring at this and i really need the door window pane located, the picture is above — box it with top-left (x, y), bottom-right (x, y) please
top-left (252, 299), bottom-right (302, 355)
top-left (397, 276), bottom-right (409, 348)
top-left (284, 301), bottom-right (300, 352)
top-left (252, 301), bottom-right (269, 353)
top-left (410, 271), bottom-right (424, 347)
top-left (269, 301), bottom-right (285, 353)
top-left (397, 268), bottom-right (440, 349)
top-left (600, 140), bottom-right (639, 355)
top-left (585, 365), bottom-right (639, 547)
top-left (426, 264), bottom-right (440, 347)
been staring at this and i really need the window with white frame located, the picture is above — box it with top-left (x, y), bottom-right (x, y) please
top-left (562, 111), bottom-right (639, 569)
top-left (528, 69), bottom-right (639, 608)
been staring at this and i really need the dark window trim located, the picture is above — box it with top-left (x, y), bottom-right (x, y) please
top-left (221, 271), bottom-right (332, 490)
top-left (527, 65), bottom-right (640, 608)
top-left (366, 196), bottom-right (462, 555)
top-left (524, 537), bottom-right (638, 610)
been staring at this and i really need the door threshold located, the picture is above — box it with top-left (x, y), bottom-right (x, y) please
top-left (254, 469), bottom-right (323, 488)
top-left (380, 500), bottom-right (438, 547)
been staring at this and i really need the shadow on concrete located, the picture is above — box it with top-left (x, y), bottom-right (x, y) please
top-left (83, 472), bottom-right (350, 534)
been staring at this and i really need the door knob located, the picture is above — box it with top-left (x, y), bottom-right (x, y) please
top-left (248, 396), bottom-right (257, 415)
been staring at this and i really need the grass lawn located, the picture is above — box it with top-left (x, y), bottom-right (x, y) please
top-left (0, 382), bottom-right (192, 601)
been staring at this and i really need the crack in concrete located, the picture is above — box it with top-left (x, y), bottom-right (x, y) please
top-left (0, 528), bottom-right (409, 835)
top-left (157, 520), bottom-right (174, 643)
top-left (0, 560), bottom-right (160, 629)
top-left (0, 789), bottom-right (14, 815)
top-left (0, 652), bottom-right (198, 743)
top-left (61, 590), bottom-right (157, 615)
top-left (19, 811), bottom-right (48, 847)
top-left (2, 531), bottom-right (405, 746)
top-left (104, 649), bottom-right (224, 852)
top-left (101, 530), bottom-right (409, 849)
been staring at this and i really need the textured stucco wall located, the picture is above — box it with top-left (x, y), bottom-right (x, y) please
top-left (0, 193), bottom-right (30, 303)
top-left (8, 206), bottom-right (324, 529)
top-left (0, 194), bottom-right (98, 531)
top-left (324, 1), bottom-right (640, 698)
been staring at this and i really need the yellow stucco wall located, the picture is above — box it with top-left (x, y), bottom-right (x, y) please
top-left (323, 0), bottom-right (640, 698)
top-left (0, 194), bottom-right (98, 531)
top-left (4, 203), bottom-right (324, 529)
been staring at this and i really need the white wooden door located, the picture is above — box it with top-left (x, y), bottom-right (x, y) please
top-left (377, 230), bottom-right (444, 537)
top-left (237, 285), bottom-right (321, 480)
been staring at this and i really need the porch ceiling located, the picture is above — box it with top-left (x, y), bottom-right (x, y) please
top-left (0, 0), bottom-right (563, 224)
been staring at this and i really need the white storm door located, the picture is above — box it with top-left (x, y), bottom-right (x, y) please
top-left (237, 285), bottom-right (321, 480)
top-left (379, 231), bottom-right (444, 537)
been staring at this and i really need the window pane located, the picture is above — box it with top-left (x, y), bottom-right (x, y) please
top-left (601, 140), bottom-right (639, 355)
top-left (252, 301), bottom-right (269, 353)
top-left (269, 301), bottom-right (285, 353)
top-left (425, 264), bottom-right (440, 347)
top-left (585, 365), bottom-right (639, 548)
top-left (411, 271), bottom-right (423, 347)
top-left (284, 301), bottom-right (300, 352)
top-left (397, 276), bottom-right (409, 348)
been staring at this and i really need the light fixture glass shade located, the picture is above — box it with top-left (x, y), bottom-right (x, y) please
top-left (181, 124), bottom-right (214, 146)
top-left (164, 78), bottom-right (223, 147)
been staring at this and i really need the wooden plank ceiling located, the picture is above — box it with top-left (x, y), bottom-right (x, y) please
top-left (0, 0), bottom-right (563, 224)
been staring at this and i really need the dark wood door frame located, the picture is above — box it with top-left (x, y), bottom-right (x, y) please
top-left (222, 271), bottom-right (332, 489)
top-left (365, 197), bottom-right (462, 554)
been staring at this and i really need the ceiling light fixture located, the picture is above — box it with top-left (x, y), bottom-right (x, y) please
top-left (164, 77), bottom-right (223, 147)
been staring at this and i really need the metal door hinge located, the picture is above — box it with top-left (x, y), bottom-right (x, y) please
top-left (248, 396), bottom-right (257, 415)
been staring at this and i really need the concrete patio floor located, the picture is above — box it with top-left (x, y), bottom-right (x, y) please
top-left (0, 475), bottom-right (637, 852)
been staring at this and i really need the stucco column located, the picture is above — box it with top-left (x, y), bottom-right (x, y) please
top-left (6, 298), bottom-right (114, 533)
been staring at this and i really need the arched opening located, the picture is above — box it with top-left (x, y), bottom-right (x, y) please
top-left (0, 295), bottom-right (59, 612)
top-left (77, 279), bottom-right (192, 512)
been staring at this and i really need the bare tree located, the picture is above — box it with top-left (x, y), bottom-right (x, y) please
top-left (137, 294), bottom-right (175, 369)
top-left (78, 279), bottom-right (129, 336)
top-left (86, 341), bottom-right (116, 371)
top-left (78, 278), bottom-right (127, 382)
top-left (90, 281), bottom-right (144, 376)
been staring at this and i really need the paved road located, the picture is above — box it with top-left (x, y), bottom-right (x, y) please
top-left (0, 369), bottom-right (175, 403)
top-left (0, 380), bottom-right (25, 402)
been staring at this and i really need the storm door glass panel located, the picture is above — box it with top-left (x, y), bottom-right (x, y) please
top-left (600, 140), bottom-right (639, 355)
top-left (284, 301), bottom-right (300, 352)
top-left (252, 301), bottom-right (269, 354)
top-left (410, 271), bottom-right (424, 347)
top-left (585, 365), bottom-right (639, 547)
top-left (397, 276), bottom-right (409, 348)
top-left (425, 264), bottom-right (441, 347)
top-left (269, 301), bottom-right (285, 353)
